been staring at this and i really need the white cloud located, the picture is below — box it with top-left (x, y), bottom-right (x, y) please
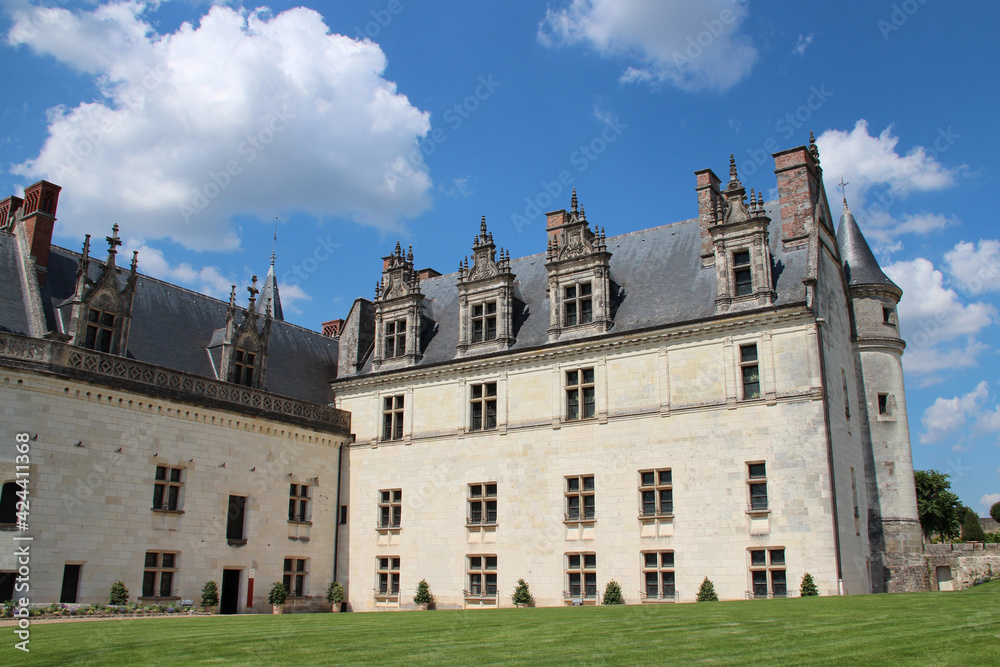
top-left (983, 494), bottom-right (1000, 512)
top-left (538, 0), bottom-right (757, 92)
top-left (921, 381), bottom-right (989, 444)
top-left (792, 33), bottom-right (814, 56)
top-left (8, 2), bottom-right (432, 252)
top-left (816, 120), bottom-right (960, 246)
top-left (945, 240), bottom-right (1000, 295)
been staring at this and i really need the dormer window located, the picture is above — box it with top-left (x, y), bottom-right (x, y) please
top-left (563, 283), bottom-right (593, 327)
top-left (733, 251), bottom-right (752, 296)
top-left (84, 308), bottom-right (117, 353)
top-left (384, 319), bottom-right (407, 358)
top-left (471, 302), bottom-right (497, 343)
top-left (234, 347), bottom-right (256, 387)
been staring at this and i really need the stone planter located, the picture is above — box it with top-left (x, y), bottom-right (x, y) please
top-left (417, 603), bottom-right (429, 611)
top-left (330, 604), bottom-right (341, 613)
top-left (272, 604), bottom-right (284, 615)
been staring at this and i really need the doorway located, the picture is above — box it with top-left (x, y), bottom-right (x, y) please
top-left (221, 569), bottom-right (241, 614)
top-left (935, 566), bottom-right (953, 591)
top-left (61, 564), bottom-right (81, 603)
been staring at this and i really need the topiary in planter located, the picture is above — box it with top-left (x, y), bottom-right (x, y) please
top-left (602, 580), bottom-right (624, 605)
top-left (511, 579), bottom-right (533, 607)
top-left (326, 581), bottom-right (345, 611)
top-left (800, 573), bottom-right (819, 597)
top-left (201, 581), bottom-right (219, 609)
top-left (696, 577), bottom-right (718, 602)
top-left (108, 581), bottom-right (129, 605)
top-left (268, 582), bottom-right (289, 606)
top-left (413, 579), bottom-right (433, 608)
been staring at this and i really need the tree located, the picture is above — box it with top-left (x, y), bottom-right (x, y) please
top-left (913, 470), bottom-right (962, 541)
top-left (511, 579), bottom-right (533, 606)
top-left (201, 581), bottom-right (219, 608)
top-left (962, 507), bottom-right (986, 542)
top-left (696, 577), bottom-right (718, 602)
top-left (412, 579), bottom-right (433, 607)
top-left (267, 582), bottom-right (289, 606)
top-left (800, 573), bottom-right (819, 597)
top-left (991, 501), bottom-right (1000, 524)
top-left (108, 581), bottom-right (129, 605)
top-left (602, 580), bottom-right (624, 605)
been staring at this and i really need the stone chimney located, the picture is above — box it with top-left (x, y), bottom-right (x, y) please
top-left (19, 180), bottom-right (62, 283)
top-left (694, 168), bottom-right (722, 265)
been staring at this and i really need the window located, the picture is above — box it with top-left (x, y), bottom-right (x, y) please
top-left (152, 466), bottom-right (183, 512)
top-left (878, 393), bottom-right (891, 416)
top-left (733, 250), bottom-right (752, 296)
top-left (378, 489), bottom-right (402, 528)
top-left (0, 482), bottom-right (16, 525)
top-left (288, 484), bottom-right (310, 523)
top-left (84, 308), bottom-right (116, 353)
top-left (563, 282), bottom-right (593, 326)
top-left (740, 344), bottom-right (760, 400)
top-left (642, 551), bottom-right (676, 601)
top-left (376, 556), bottom-right (400, 599)
top-left (565, 368), bottom-right (596, 421)
top-left (226, 495), bottom-right (246, 543)
top-left (471, 302), bottom-right (497, 342)
top-left (842, 368), bottom-right (850, 419)
top-left (882, 306), bottom-right (895, 325)
top-left (466, 555), bottom-right (498, 598)
top-left (283, 558), bottom-right (307, 597)
top-left (565, 475), bottom-right (595, 521)
top-left (468, 483), bottom-right (497, 525)
top-left (639, 469), bottom-right (673, 517)
top-left (749, 548), bottom-right (786, 598)
top-left (340, 505), bottom-right (348, 525)
top-left (234, 348), bottom-right (255, 386)
top-left (470, 382), bottom-right (498, 431)
top-left (142, 551), bottom-right (177, 598)
top-left (851, 467), bottom-right (861, 536)
top-left (566, 553), bottom-right (597, 598)
top-left (382, 395), bottom-right (405, 441)
top-left (383, 319), bottom-right (406, 358)
top-left (748, 463), bottom-right (768, 512)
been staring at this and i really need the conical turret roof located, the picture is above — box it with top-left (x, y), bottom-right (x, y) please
top-left (836, 199), bottom-right (898, 290)
top-left (256, 260), bottom-right (283, 321)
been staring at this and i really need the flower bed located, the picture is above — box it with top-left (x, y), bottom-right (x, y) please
top-left (1, 601), bottom-right (213, 619)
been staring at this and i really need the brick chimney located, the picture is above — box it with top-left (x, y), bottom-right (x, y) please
top-left (19, 180), bottom-right (62, 283)
top-left (545, 208), bottom-right (570, 249)
top-left (773, 144), bottom-right (823, 247)
top-left (0, 195), bottom-right (24, 232)
top-left (322, 318), bottom-right (345, 337)
top-left (416, 268), bottom-right (441, 281)
top-left (694, 168), bottom-right (722, 264)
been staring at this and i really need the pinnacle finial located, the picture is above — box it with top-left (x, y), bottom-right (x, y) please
top-left (130, 249), bottom-right (138, 272)
top-left (480, 215), bottom-right (487, 237)
top-left (407, 244), bottom-right (413, 262)
top-left (571, 188), bottom-right (579, 214)
top-left (809, 131), bottom-right (820, 162)
top-left (838, 177), bottom-right (850, 208)
top-left (271, 216), bottom-right (278, 266)
top-left (229, 285), bottom-right (237, 306)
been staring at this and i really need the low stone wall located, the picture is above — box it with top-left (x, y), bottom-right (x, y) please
top-left (924, 543), bottom-right (999, 591)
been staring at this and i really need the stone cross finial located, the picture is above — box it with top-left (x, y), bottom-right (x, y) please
top-left (838, 177), bottom-right (849, 205)
top-left (106, 223), bottom-right (122, 255)
top-left (248, 275), bottom-right (259, 301)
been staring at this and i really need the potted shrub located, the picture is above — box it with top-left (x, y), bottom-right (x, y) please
top-left (201, 581), bottom-right (220, 612)
top-left (603, 580), bottom-right (624, 605)
top-left (511, 579), bottom-right (533, 607)
top-left (108, 581), bottom-right (129, 606)
top-left (268, 582), bottom-right (289, 615)
top-left (800, 573), bottom-right (819, 597)
top-left (696, 577), bottom-right (718, 602)
top-left (412, 579), bottom-right (433, 610)
top-left (326, 580), bottom-right (345, 613)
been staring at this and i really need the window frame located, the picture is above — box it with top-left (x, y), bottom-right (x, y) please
top-left (469, 382), bottom-right (498, 431)
top-left (233, 347), bottom-right (256, 387)
top-left (465, 554), bottom-right (498, 600)
top-left (141, 551), bottom-right (179, 600)
top-left (638, 468), bottom-right (673, 518)
top-left (563, 281), bottom-right (594, 327)
top-left (748, 548), bottom-right (786, 599)
top-left (381, 395), bottom-right (405, 441)
top-left (288, 484), bottom-right (311, 524)
top-left (283, 557), bottom-right (308, 598)
top-left (378, 489), bottom-right (402, 529)
top-left (733, 249), bottom-right (753, 297)
top-left (565, 552), bottom-right (597, 600)
top-left (375, 556), bottom-right (401, 601)
top-left (467, 483), bottom-right (497, 526)
top-left (84, 307), bottom-right (117, 353)
top-left (747, 462), bottom-right (768, 514)
top-left (470, 301), bottom-right (498, 343)
top-left (152, 466), bottom-right (184, 513)
top-left (565, 368), bottom-right (596, 422)
top-left (565, 474), bottom-right (596, 523)
top-left (739, 343), bottom-right (761, 400)
top-left (383, 318), bottom-right (407, 358)
top-left (226, 494), bottom-right (247, 544)
top-left (641, 551), bottom-right (676, 602)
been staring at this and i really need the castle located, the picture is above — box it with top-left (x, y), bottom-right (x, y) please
top-left (0, 138), bottom-right (930, 611)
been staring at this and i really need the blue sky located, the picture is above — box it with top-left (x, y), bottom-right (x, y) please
top-left (3, 0), bottom-right (998, 514)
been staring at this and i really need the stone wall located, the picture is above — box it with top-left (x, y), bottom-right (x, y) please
top-left (924, 543), bottom-right (1000, 591)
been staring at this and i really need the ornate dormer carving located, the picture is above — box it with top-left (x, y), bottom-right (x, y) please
top-left (710, 156), bottom-right (776, 314)
top-left (456, 216), bottom-right (518, 355)
top-left (544, 189), bottom-right (614, 341)
top-left (219, 276), bottom-right (272, 389)
top-left (372, 242), bottom-right (424, 370)
top-left (66, 224), bottom-right (138, 355)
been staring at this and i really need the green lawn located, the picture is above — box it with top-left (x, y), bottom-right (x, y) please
top-left (4, 582), bottom-right (998, 666)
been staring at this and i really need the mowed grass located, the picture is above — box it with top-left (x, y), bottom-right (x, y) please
top-left (4, 581), bottom-right (998, 666)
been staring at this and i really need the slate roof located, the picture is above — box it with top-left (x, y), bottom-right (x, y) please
top-left (0, 235), bottom-right (32, 335)
top-left (835, 199), bottom-right (898, 290)
top-left (1, 240), bottom-right (337, 404)
top-left (355, 201), bottom-right (810, 374)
